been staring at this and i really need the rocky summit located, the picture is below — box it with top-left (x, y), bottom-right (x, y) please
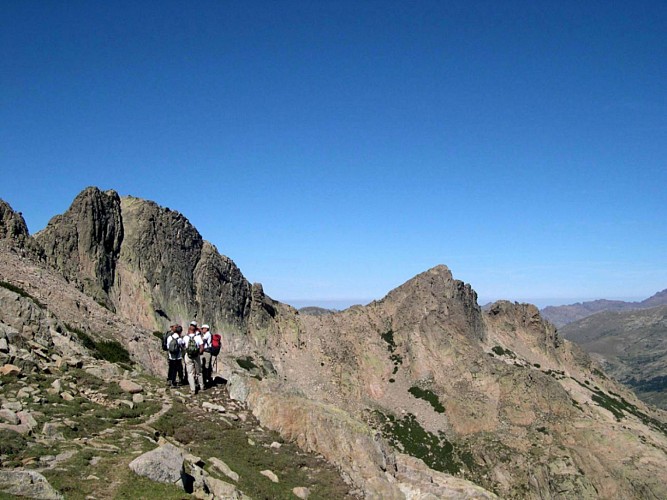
top-left (1, 187), bottom-right (667, 499)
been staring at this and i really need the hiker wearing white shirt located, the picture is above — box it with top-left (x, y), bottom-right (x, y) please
top-left (200, 324), bottom-right (213, 388)
top-left (183, 321), bottom-right (204, 394)
top-left (166, 325), bottom-right (184, 387)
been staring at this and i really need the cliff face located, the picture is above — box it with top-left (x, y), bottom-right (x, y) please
top-left (34, 188), bottom-right (276, 336)
top-left (8, 188), bottom-right (667, 499)
top-left (34, 188), bottom-right (123, 309)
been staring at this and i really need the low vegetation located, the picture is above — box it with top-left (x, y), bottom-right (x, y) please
top-left (408, 386), bottom-right (445, 413)
top-left (71, 329), bottom-right (132, 365)
top-left (0, 280), bottom-right (45, 308)
top-left (370, 410), bottom-right (465, 475)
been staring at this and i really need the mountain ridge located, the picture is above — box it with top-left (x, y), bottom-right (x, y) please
top-left (1, 187), bottom-right (667, 499)
top-left (541, 289), bottom-right (667, 326)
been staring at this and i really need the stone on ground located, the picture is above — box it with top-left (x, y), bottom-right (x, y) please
top-left (0, 470), bottom-right (63, 499)
top-left (293, 486), bottom-right (311, 499)
top-left (128, 443), bottom-right (184, 484)
top-left (209, 457), bottom-right (239, 482)
top-left (259, 469), bottom-right (279, 483)
top-left (202, 401), bottom-right (225, 413)
top-left (0, 364), bottom-right (20, 376)
top-left (119, 379), bottom-right (143, 394)
top-left (0, 408), bottom-right (19, 425)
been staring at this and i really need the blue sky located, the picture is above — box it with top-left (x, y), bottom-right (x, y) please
top-left (2, 1), bottom-right (666, 308)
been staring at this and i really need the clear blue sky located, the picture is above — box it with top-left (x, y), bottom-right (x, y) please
top-left (2, 1), bottom-right (666, 308)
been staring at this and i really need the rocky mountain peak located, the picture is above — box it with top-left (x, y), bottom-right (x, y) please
top-left (34, 187), bottom-right (123, 309)
top-left (0, 199), bottom-right (30, 245)
top-left (381, 264), bottom-right (485, 342)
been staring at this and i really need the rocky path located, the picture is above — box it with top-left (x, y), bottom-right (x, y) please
top-left (0, 357), bottom-right (356, 500)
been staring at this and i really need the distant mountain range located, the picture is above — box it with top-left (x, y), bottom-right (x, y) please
top-left (560, 304), bottom-right (667, 409)
top-left (540, 289), bottom-right (667, 327)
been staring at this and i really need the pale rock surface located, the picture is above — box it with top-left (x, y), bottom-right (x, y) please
top-left (202, 401), bottom-right (225, 412)
top-left (0, 470), bottom-right (63, 499)
top-left (128, 443), bottom-right (184, 484)
top-left (292, 486), bottom-right (310, 499)
top-left (209, 457), bottom-right (239, 482)
top-left (119, 379), bottom-right (143, 394)
top-left (0, 364), bottom-right (20, 376)
top-left (0, 408), bottom-right (19, 425)
top-left (259, 469), bottom-right (279, 483)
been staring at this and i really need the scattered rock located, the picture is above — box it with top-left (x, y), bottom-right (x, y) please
top-left (209, 457), bottom-right (239, 482)
top-left (17, 388), bottom-right (32, 399)
top-left (247, 438), bottom-right (255, 446)
top-left (2, 400), bottom-right (22, 411)
top-left (0, 408), bottom-right (19, 425)
top-left (259, 469), bottom-right (279, 483)
top-left (202, 401), bottom-right (226, 413)
top-left (128, 443), bottom-right (184, 484)
top-left (60, 391), bottom-right (74, 402)
top-left (119, 400), bottom-right (134, 409)
top-left (51, 379), bottom-right (62, 392)
top-left (16, 410), bottom-right (37, 429)
top-left (206, 475), bottom-right (248, 500)
top-left (270, 441), bottom-right (282, 449)
top-left (65, 358), bottom-right (83, 368)
top-left (1, 364), bottom-right (21, 376)
top-left (42, 422), bottom-right (64, 440)
top-left (0, 337), bottom-right (8, 353)
top-left (227, 373), bottom-right (250, 402)
top-left (132, 393), bottom-right (145, 404)
top-left (119, 380), bottom-right (143, 394)
top-left (293, 486), bottom-right (311, 499)
top-left (0, 470), bottom-right (63, 499)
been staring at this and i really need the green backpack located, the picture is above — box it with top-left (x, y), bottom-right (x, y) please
top-left (185, 335), bottom-right (200, 357)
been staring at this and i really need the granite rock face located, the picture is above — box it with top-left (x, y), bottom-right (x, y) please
top-left (35, 187), bottom-right (123, 309)
top-left (34, 188), bottom-right (270, 336)
top-left (0, 199), bottom-right (30, 245)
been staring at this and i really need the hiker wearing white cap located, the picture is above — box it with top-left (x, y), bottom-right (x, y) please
top-left (200, 324), bottom-right (213, 388)
top-left (183, 322), bottom-right (204, 394)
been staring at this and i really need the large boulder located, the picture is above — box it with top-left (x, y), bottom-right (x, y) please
top-left (0, 470), bottom-right (63, 499)
top-left (128, 443), bottom-right (184, 484)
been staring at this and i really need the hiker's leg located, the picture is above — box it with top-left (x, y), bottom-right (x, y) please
top-left (195, 356), bottom-right (204, 391)
top-left (177, 359), bottom-right (184, 384)
top-left (168, 359), bottom-right (177, 385)
top-left (185, 356), bottom-right (196, 393)
top-left (202, 352), bottom-right (211, 386)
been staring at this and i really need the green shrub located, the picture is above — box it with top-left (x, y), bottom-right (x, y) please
top-left (408, 386), bottom-right (445, 413)
top-left (73, 330), bottom-right (131, 365)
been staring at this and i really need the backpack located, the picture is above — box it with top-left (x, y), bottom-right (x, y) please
top-left (162, 331), bottom-right (171, 351)
top-left (185, 335), bottom-right (200, 357)
top-left (210, 333), bottom-right (221, 356)
top-left (167, 336), bottom-right (181, 356)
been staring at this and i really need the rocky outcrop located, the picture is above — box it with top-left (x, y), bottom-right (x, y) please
top-left (0, 470), bottom-right (63, 499)
top-left (0, 199), bottom-right (30, 245)
top-left (34, 188), bottom-right (269, 335)
top-left (129, 443), bottom-right (185, 484)
top-left (35, 187), bottom-right (123, 309)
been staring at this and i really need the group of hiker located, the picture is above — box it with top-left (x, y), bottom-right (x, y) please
top-left (162, 321), bottom-right (222, 394)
